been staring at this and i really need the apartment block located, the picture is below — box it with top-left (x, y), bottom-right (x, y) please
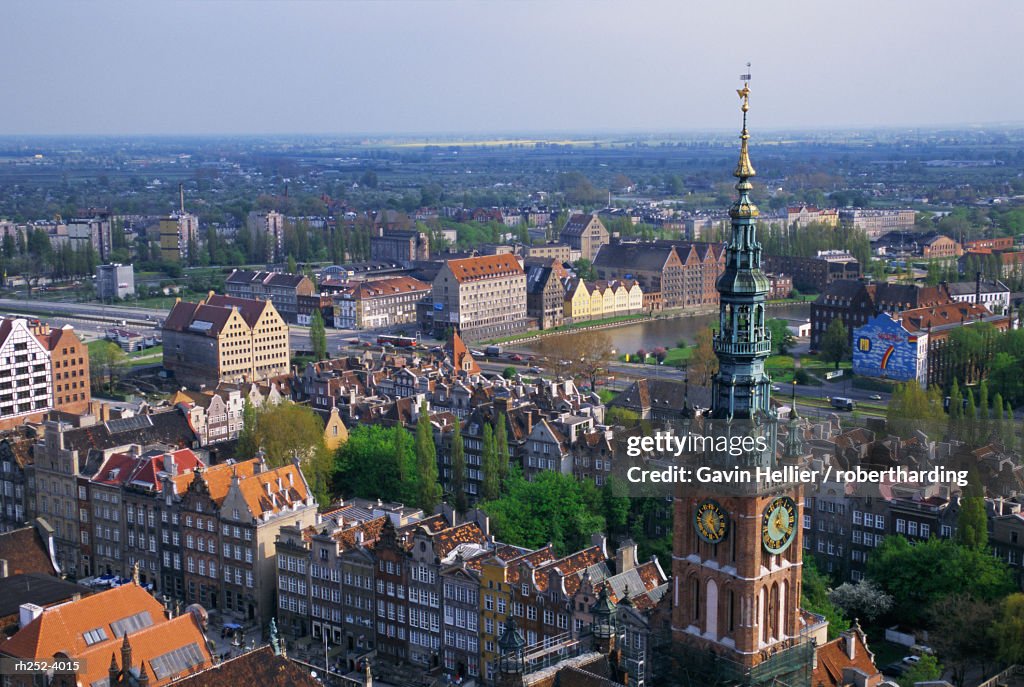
top-left (163, 294), bottom-right (290, 387)
top-left (559, 214), bottom-right (609, 262)
top-left (159, 213), bottom-right (199, 262)
top-left (224, 269), bottom-right (315, 324)
top-left (334, 276), bottom-right (431, 330)
top-left (247, 210), bottom-right (286, 262)
top-left (839, 208), bottom-right (916, 239)
top-left (428, 254), bottom-right (527, 340)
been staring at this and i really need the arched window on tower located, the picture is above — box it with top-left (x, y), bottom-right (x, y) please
top-left (727, 589), bottom-right (736, 634)
top-left (690, 576), bottom-right (701, 625)
top-left (706, 579), bottom-right (719, 640)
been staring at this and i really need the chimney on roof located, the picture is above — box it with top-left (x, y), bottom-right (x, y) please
top-left (841, 627), bottom-right (856, 660)
top-left (164, 453), bottom-right (176, 477)
top-left (615, 541), bottom-right (638, 573)
top-left (19, 603), bottom-right (43, 629)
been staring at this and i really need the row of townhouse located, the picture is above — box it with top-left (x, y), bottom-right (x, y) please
top-left (291, 341), bottom-right (616, 498)
top-left (13, 413), bottom-right (318, 631)
top-left (275, 504), bottom-right (669, 686)
top-left (794, 421), bottom-right (1024, 585)
top-left (562, 278), bottom-right (644, 324)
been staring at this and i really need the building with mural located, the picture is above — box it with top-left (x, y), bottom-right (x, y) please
top-left (852, 313), bottom-right (928, 387)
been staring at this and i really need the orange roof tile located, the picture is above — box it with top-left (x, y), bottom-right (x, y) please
top-left (75, 612), bottom-right (212, 687)
top-left (446, 254), bottom-right (523, 283)
top-left (2, 583), bottom-right (166, 660)
top-left (172, 458), bottom-right (311, 519)
top-left (811, 629), bottom-right (880, 687)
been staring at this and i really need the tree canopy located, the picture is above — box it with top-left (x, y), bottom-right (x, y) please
top-left (482, 470), bottom-right (605, 555)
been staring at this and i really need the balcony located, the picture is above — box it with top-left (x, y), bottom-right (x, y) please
top-left (714, 337), bottom-right (772, 356)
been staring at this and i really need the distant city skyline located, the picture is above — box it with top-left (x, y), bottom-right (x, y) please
top-left (5, 0), bottom-right (1023, 136)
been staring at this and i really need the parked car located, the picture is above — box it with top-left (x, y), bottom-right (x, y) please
top-left (902, 656), bottom-right (920, 665)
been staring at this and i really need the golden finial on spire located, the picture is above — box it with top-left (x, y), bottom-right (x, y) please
top-left (734, 63), bottom-right (756, 179)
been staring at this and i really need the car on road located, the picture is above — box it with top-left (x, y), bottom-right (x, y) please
top-left (470, 349), bottom-right (485, 357)
top-left (772, 385), bottom-right (781, 392)
top-left (882, 663), bottom-right (906, 677)
top-left (349, 338), bottom-right (360, 344)
top-left (870, 394), bottom-right (883, 401)
top-left (508, 354), bottom-right (523, 362)
top-left (528, 366), bottom-right (543, 373)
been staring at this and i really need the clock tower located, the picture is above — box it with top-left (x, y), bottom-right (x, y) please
top-left (670, 75), bottom-right (812, 687)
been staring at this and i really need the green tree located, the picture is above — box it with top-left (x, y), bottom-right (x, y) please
top-left (494, 414), bottom-right (510, 486)
top-left (572, 258), bottom-right (596, 281)
top-left (287, 255), bottom-right (297, 273)
top-left (887, 382), bottom-right (946, 438)
top-left (310, 309), bottom-right (328, 361)
top-left (867, 536), bottom-right (1014, 626)
top-left (819, 319), bottom-right (850, 370)
top-left (450, 420), bottom-right (468, 512)
top-left (957, 473), bottom-right (989, 551)
top-left (605, 406), bottom-right (640, 427)
top-left (767, 319), bottom-right (796, 355)
top-left (335, 424), bottom-right (406, 502)
top-left (898, 654), bottom-right (942, 687)
top-left (240, 402), bottom-right (332, 505)
top-left (929, 594), bottom-right (999, 687)
top-left (237, 399), bottom-right (260, 457)
top-left (690, 327), bottom-right (719, 386)
top-left (481, 423), bottom-right (499, 501)
top-left (482, 470), bottom-right (605, 554)
top-left (415, 400), bottom-right (440, 511)
top-left (601, 476), bottom-right (630, 535)
top-left (89, 341), bottom-right (126, 394)
top-left (801, 559), bottom-right (849, 640)
top-left (996, 593), bottom-right (1024, 665)
top-left (393, 423), bottom-right (418, 505)
top-left (502, 366), bottom-right (518, 380)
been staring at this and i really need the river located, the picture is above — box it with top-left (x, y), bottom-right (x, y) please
top-left (521, 302), bottom-right (811, 355)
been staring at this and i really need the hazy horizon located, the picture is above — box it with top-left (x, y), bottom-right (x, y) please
top-left (5, 0), bottom-right (1022, 136)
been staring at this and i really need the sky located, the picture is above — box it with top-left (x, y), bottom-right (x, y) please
top-left (4, 0), bottom-right (1023, 136)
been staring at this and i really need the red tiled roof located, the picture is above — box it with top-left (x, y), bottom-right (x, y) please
top-left (1, 583), bottom-right (165, 659)
top-left (0, 525), bottom-right (58, 577)
top-left (172, 458), bottom-right (310, 518)
top-left (811, 629), bottom-right (880, 687)
top-left (74, 612), bottom-right (213, 687)
top-left (446, 254), bottom-right (523, 283)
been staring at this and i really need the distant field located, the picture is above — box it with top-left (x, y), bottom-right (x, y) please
top-left (391, 138), bottom-right (608, 148)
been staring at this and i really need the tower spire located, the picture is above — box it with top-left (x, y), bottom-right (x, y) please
top-left (734, 64), bottom-right (755, 180)
top-left (711, 65), bottom-right (773, 420)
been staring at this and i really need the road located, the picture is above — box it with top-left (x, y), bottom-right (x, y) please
top-left (0, 296), bottom-right (893, 418)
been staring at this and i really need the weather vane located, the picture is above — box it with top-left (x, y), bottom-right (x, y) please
top-left (738, 62), bottom-right (752, 111)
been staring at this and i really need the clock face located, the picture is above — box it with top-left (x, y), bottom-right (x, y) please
top-left (762, 496), bottom-right (797, 554)
top-left (694, 499), bottom-right (729, 544)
